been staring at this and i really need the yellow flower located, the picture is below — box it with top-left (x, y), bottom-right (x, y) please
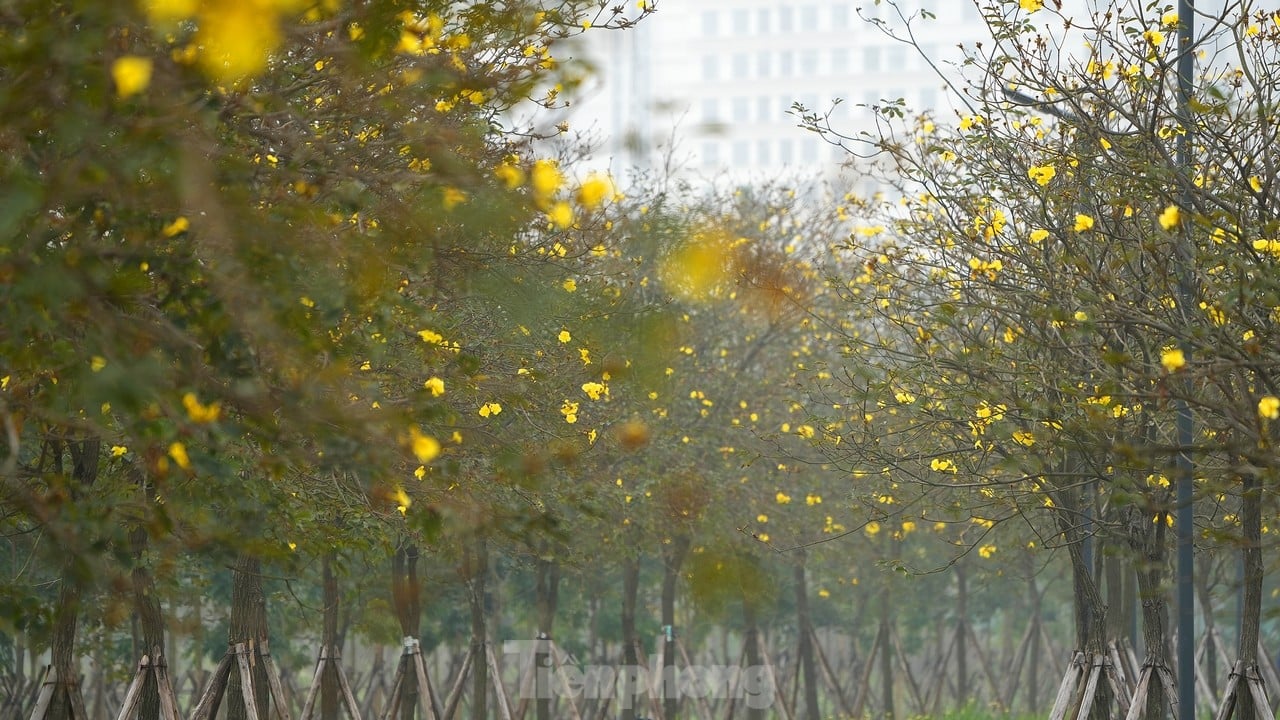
top-left (112, 56), bottom-right (153, 98)
top-left (581, 381), bottom-right (606, 400)
top-left (1250, 175), bottom-right (1264, 193)
top-left (576, 174), bottom-right (612, 208)
top-left (1143, 29), bottom-right (1166, 45)
top-left (547, 201), bottom-right (574, 228)
top-left (561, 399), bottom-right (579, 424)
top-left (806, 493), bottom-right (822, 506)
top-left (495, 162), bottom-right (525, 188)
top-left (182, 392), bottom-right (221, 423)
top-left (110, 445), bottom-right (129, 457)
top-left (424, 377), bottom-right (445, 396)
top-left (168, 442), bottom-right (190, 470)
top-left (90, 356), bottom-right (107, 372)
top-left (479, 402), bottom-right (503, 417)
top-left (562, 278), bottom-right (577, 292)
top-left (1012, 430), bottom-right (1036, 447)
top-left (1028, 228), bottom-right (1050, 244)
top-left (1158, 205), bottom-right (1180, 230)
top-left (1073, 310), bottom-right (1089, 322)
top-left (1073, 213), bottom-right (1094, 232)
top-left (409, 427), bottom-right (441, 462)
top-left (978, 544), bottom-right (996, 558)
top-left (1259, 396), bottom-right (1280, 420)
top-left (418, 329), bottom-right (444, 344)
top-left (530, 159), bottom-right (564, 200)
top-left (1027, 164), bottom-right (1056, 186)
top-left (757, 514), bottom-right (768, 523)
top-left (558, 329), bottom-right (571, 343)
top-left (162, 216), bottom-right (190, 237)
top-left (1161, 11), bottom-right (1179, 26)
top-left (1161, 348), bottom-right (1186, 373)
top-left (775, 491), bottom-right (792, 504)
top-left (442, 187), bottom-right (467, 210)
top-left (1019, 0), bottom-right (1043, 10)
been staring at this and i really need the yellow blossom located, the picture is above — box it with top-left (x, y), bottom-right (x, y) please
top-left (1028, 164), bottom-right (1056, 186)
top-left (479, 402), bottom-right (503, 418)
top-left (576, 174), bottom-right (612, 208)
top-left (1158, 205), bottom-right (1180, 230)
top-left (1019, 0), bottom-right (1042, 10)
top-left (558, 329), bottom-right (571, 343)
top-left (111, 445), bottom-right (129, 457)
top-left (424, 377), bottom-right (445, 396)
top-left (168, 442), bottom-right (190, 470)
top-left (1161, 348), bottom-right (1186, 372)
top-left (112, 56), bottom-right (153, 98)
top-left (1074, 213), bottom-right (1094, 232)
top-left (409, 427), bottom-right (441, 462)
top-left (1259, 395), bottom-right (1280, 420)
top-left (1028, 228), bottom-right (1050, 244)
top-left (162, 216), bottom-right (190, 237)
top-left (182, 392), bottom-right (221, 423)
top-left (776, 491), bottom-right (791, 504)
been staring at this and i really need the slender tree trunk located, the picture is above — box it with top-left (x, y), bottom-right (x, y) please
top-left (467, 537), bottom-right (489, 720)
top-left (322, 553), bottom-right (340, 720)
top-left (1027, 577), bottom-right (1042, 714)
top-left (131, 525), bottom-right (166, 720)
top-left (620, 556), bottom-right (641, 720)
top-left (793, 550), bottom-right (819, 720)
top-left (661, 534), bottom-right (691, 720)
top-left (877, 586), bottom-right (894, 720)
top-left (533, 549), bottom-right (559, 720)
top-left (228, 554), bottom-right (270, 720)
top-left (392, 543), bottom-right (421, 720)
top-left (743, 594), bottom-right (765, 720)
top-left (46, 438), bottom-right (100, 720)
top-left (47, 578), bottom-right (81, 720)
top-left (1237, 471), bottom-right (1264, 720)
top-left (955, 563), bottom-right (967, 702)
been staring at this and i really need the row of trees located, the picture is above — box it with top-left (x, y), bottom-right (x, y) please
top-left (6, 1), bottom-right (1280, 720)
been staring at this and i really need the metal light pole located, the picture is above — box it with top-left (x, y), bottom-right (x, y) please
top-left (1173, 3), bottom-right (1197, 720)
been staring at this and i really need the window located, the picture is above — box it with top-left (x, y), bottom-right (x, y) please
top-left (863, 46), bottom-right (880, 72)
top-left (887, 46), bottom-right (907, 71)
top-left (757, 8), bottom-right (771, 34)
top-left (802, 139), bottom-right (818, 163)
top-left (732, 9), bottom-right (749, 34)
top-left (800, 6), bottom-right (818, 31)
top-left (701, 10), bottom-right (718, 36)
top-left (756, 140), bottom-right (772, 165)
top-left (833, 4), bottom-right (850, 29)
top-left (832, 48), bottom-right (849, 74)
top-left (732, 97), bottom-right (749, 122)
top-left (800, 49), bottom-right (818, 76)
top-left (779, 50), bottom-right (794, 76)
top-left (919, 86), bottom-right (938, 110)
top-left (702, 142), bottom-right (720, 167)
top-left (779, 139), bottom-right (794, 164)
top-left (756, 96), bottom-right (773, 122)
top-left (700, 98), bottom-right (718, 123)
top-left (779, 6), bottom-right (793, 32)
top-left (756, 51), bottom-right (773, 77)
top-left (732, 52), bottom-right (749, 79)
top-left (732, 140), bottom-right (749, 167)
top-left (702, 55), bottom-right (719, 81)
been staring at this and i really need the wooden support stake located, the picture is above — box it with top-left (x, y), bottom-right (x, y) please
top-left (1047, 652), bottom-right (1085, 720)
top-left (891, 625), bottom-right (926, 714)
top-left (414, 641), bottom-right (440, 720)
top-left (189, 651), bottom-right (234, 720)
top-left (334, 648), bottom-right (365, 720)
top-left (757, 637), bottom-right (794, 720)
top-left (486, 644), bottom-right (515, 720)
top-left (1071, 655), bottom-right (1103, 720)
top-left (1246, 664), bottom-right (1277, 720)
top-left (551, 642), bottom-right (585, 720)
top-left (441, 646), bottom-right (473, 720)
top-left (260, 639), bottom-right (294, 720)
top-left (1212, 661), bottom-right (1243, 720)
top-left (236, 643), bottom-right (263, 720)
top-left (1123, 665), bottom-right (1153, 720)
top-left (115, 655), bottom-right (151, 720)
top-left (809, 625), bottom-right (854, 719)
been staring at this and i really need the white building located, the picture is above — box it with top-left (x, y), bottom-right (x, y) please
top-left (564, 1), bottom-right (996, 181)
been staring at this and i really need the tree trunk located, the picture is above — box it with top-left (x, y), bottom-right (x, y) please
top-left (620, 556), bottom-right (641, 720)
top-left (392, 543), bottom-right (421, 720)
top-left (793, 550), bottom-right (820, 720)
top-left (662, 534), bottom-right (691, 720)
top-left (467, 536), bottom-right (489, 720)
top-left (131, 525), bottom-right (166, 720)
top-left (743, 594), bottom-right (765, 720)
top-left (1237, 471), bottom-right (1264, 720)
top-left (322, 553), bottom-right (340, 720)
top-left (228, 554), bottom-right (270, 720)
top-left (533, 548), bottom-right (559, 720)
top-left (877, 586), bottom-right (894, 720)
top-left (955, 563), bottom-right (967, 702)
top-left (45, 438), bottom-right (100, 720)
